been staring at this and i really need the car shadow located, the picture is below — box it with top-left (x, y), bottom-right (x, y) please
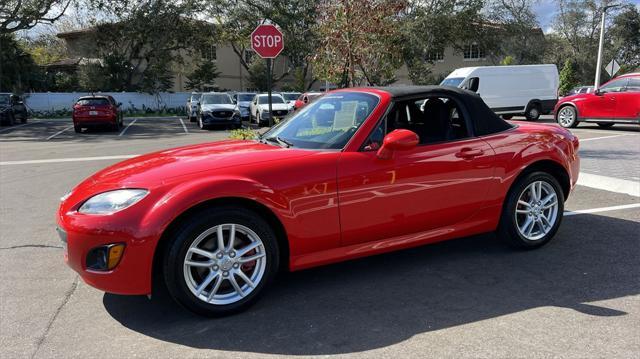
top-left (103, 213), bottom-right (639, 355)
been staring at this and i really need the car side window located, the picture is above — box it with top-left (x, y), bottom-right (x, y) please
top-left (599, 78), bottom-right (628, 93)
top-left (624, 78), bottom-right (640, 92)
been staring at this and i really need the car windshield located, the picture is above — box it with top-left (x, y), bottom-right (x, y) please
top-left (258, 95), bottom-right (285, 104)
top-left (282, 93), bottom-right (300, 101)
top-left (0, 94), bottom-right (10, 105)
top-left (190, 95), bottom-right (199, 101)
top-left (76, 98), bottom-right (110, 106)
top-left (202, 94), bottom-right (232, 104)
top-left (237, 94), bottom-right (255, 102)
top-left (440, 77), bottom-right (465, 87)
top-left (261, 92), bottom-right (379, 150)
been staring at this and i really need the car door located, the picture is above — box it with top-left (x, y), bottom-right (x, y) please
top-left (582, 78), bottom-right (628, 119)
top-left (336, 97), bottom-right (496, 246)
top-left (614, 77), bottom-right (640, 120)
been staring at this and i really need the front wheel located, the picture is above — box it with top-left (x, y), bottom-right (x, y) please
top-left (497, 172), bottom-right (564, 249)
top-left (556, 106), bottom-right (578, 128)
top-left (164, 207), bottom-right (280, 316)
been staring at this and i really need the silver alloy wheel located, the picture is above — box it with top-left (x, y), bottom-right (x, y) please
top-left (557, 107), bottom-right (575, 127)
top-left (183, 223), bottom-right (267, 305)
top-left (515, 180), bottom-right (559, 241)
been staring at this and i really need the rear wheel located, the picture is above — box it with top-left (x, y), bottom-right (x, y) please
top-left (556, 106), bottom-right (578, 128)
top-left (597, 123), bottom-right (614, 128)
top-left (497, 172), bottom-right (564, 249)
top-left (525, 103), bottom-right (541, 121)
top-left (74, 125), bottom-right (82, 133)
top-left (164, 207), bottom-right (280, 316)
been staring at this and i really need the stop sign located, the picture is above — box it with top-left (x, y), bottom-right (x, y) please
top-left (251, 24), bottom-right (284, 58)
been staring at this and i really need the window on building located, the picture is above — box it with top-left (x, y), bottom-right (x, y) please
top-left (426, 49), bottom-right (444, 62)
top-left (463, 43), bottom-right (485, 60)
top-left (202, 45), bottom-right (216, 61)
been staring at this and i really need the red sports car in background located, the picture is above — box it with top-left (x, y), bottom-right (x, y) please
top-left (72, 95), bottom-right (123, 133)
top-left (555, 72), bottom-right (640, 128)
top-left (293, 92), bottom-right (322, 110)
top-left (58, 86), bottom-right (579, 316)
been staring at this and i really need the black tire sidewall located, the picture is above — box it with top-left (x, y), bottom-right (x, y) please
top-left (499, 172), bottom-right (565, 249)
top-left (525, 104), bottom-right (541, 121)
top-left (164, 207), bottom-right (280, 316)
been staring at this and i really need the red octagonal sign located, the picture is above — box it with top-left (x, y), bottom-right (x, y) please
top-left (251, 24), bottom-right (284, 59)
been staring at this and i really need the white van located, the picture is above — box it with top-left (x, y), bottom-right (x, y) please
top-left (441, 64), bottom-right (559, 120)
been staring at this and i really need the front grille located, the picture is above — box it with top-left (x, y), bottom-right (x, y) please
top-left (213, 111), bottom-right (232, 118)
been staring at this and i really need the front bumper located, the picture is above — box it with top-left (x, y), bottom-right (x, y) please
top-left (201, 112), bottom-right (241, 125)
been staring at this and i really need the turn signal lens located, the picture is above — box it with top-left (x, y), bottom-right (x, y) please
top-left (107, 244), bottom-right (125, 270)
top-left (86, 243), bottom-right (125, 271)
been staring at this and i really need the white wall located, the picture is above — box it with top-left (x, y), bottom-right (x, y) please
top-left (23, 92), bottom-right (192, 112)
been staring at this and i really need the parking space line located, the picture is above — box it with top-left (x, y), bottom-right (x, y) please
top-left (0, 155), bottom-right (139, 166)
top-left (45, 125), bottom-right (73, 140)
top-left (179, 118), bottom-right (189, 134)
top-left (565, 203), bottom-right (640, 216)
top-left (119, 119), bottom-right (137, 137)
top-left (578, 172), bottom-right (640, 197)
top-left (579, 134), bottom-right (632, 142)
top-left (0, 122), bottom-right (35, 133)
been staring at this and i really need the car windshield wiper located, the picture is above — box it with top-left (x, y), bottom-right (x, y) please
top-left (264, 136), bottom-right (294, 148)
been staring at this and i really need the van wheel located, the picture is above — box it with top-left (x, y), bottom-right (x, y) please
top-left (557, 106), bottom-right (578, 128)
top-left (525, 103), bottom-right (541, 121)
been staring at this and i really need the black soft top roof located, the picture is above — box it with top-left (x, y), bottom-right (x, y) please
top-left (372, 85), bottom-right (513, 136)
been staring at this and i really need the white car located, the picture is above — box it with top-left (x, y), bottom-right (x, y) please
top-left (249, 94), bottom-right (290, 125)
top-left (186, 92), bottom-right (200, 122)
top-left (280, 92), bottom-right (301, 110)
top-left (441, 64), bottom-right (559, 120)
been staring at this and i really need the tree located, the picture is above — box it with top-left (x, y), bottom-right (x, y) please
top-left (608, 5), bottom-right (640, 73)
top-left (22, 33), bottom-right (67, 65)
top-left (186, 60), bottom-right (221, 91)
top-left (1, 0), bottom-right (72, 33)
top-left (559, 59), bottom-right (578, 95)
top-left (0, 34), bottom-right (44, 92)
top-left (312, 0), bottom-right (407, 87)
top-left (247, 58), bottom-right (275, 91)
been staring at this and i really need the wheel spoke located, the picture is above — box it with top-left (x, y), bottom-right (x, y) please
top-left (516, 209), bottom-right (529, 214)
top-left (185, 260), bottom-right (214, 268)
top-left (540, 214), bottom-right (552, 229)
top-left (206, 275), bottom-right (223, 302)
top-left (188, 247), bottom-right (215, 259)
top-left (526, 219), bottom-right (536, 237)
top-left (236, 241), bottom-right (261, 257)
top-left (217, 225), bottom-right (225, 251)
top-left (543, 201), bottom-right (557, 210)
top-left (518, 200), bottom-right (531, 208)
top-left (229, 273), bottom-right (245, 297)
top-left (195, 271), bottom-right (219, 296)
top-left (226, 224), bottom-right (236, 251)
top-left (236, 270), bottom-right (255, 288)
top-left (519, 216), bottom-right (533, 234)
top-left (238, 252), bottom-right (265, 263)
top-left (536, 182), bottom-right (542, 201)
top-left (541, 192), bottom-right (556, 206)
top-left (529, 183), bottom-right (537, 201)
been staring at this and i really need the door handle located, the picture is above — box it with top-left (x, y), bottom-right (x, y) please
top-left (456, 148), bottom-right (484, 159)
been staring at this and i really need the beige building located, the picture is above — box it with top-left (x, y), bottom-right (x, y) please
top-left (53, 27), bottom-right (495, 91)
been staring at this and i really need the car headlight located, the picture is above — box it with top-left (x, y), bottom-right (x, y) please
top-left (78, 189), bottom-right (148, 214)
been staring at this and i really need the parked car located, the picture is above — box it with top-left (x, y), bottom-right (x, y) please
top-left (294, 92), bottom-right (322, 110)
top-left (72, 95), bottom-right (123, 133)
top-left (441, 64), bottom-right (559, 120)
top-left (249, 94), bottom-right (290, 125)
top-left (57, 86), bottom-right (580, 316)
top-left (0, 93), bottom-right (28, 125)
top-left (280, 92), bottom-right (302, 110)
top-left (197, 92), bottom-right (241, 130)
top-left (555, 73), bottom-right (640, 128)
top-left (232, 92), bottom-right (257, 122)
top-left (565, 86), bottom-right (594, 96)
top-left (186, 92), bottom-right (200, 122)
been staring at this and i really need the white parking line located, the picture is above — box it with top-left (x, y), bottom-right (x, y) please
top-left (579, 134), bottom-right (632, 142)
top-left (0, 155), bottom-right (139, 166)
top-left (179, 118), bottom-right (189, 134)
top-left (45, 125), bottom-right (73, 140)
top-left (0, 122), bottom-right (35, 133)
top-left (578, 172), bottom-right (640, 197)
top-left (119, 119), bottom-right (137, 137)
top-left (565, 203), bottom-right (640, 216)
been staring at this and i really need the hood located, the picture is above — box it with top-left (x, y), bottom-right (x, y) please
top-left (201, 104), bottom-right (236, 112)
top-left (258, 103), bottom-right (290, 111)
top-left (86, 140), bottom-right (314, 186)
top-left (237, 101), bottom-right (251, 108)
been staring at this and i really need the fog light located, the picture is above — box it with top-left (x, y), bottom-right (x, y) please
top-left (86, 244), bottom-right (125, 271)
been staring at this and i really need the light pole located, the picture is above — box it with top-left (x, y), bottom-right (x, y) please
top-left (594, 4), bottom-right (621, 89)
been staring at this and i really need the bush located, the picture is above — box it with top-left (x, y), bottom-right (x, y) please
top-left (228, 128), bottom-right (259, 140)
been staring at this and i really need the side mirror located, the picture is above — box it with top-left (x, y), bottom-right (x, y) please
top-left (594, 89), bottom-right (604, 96)
top-left (376, 129), bottom-right (419, 160)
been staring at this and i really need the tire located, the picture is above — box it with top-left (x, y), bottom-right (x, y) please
top-left (163, 207), bottom-right (280, 316)
top-left (497, 171), bottom-right (564, 249)
top-left (556, 105), bottom-right (578, 128)
top-left (525, 103), bottom-right (541, 121)
top-left (597, 123), bottom-right (614, 128)
top-left (8, 113), bottom-right (15, 126)
top-left (189, 116), bottom-right (196, 123)
top-left (20, 115), bottom-right (27, 124)
top-left (74, 125), bottom-right (81, 133)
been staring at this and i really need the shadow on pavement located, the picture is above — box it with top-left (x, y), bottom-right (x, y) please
top-left (103, 213), bottom-right (639, 355)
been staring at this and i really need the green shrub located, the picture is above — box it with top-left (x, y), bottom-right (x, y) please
top-left (229, 128), bottom-right (259, 140)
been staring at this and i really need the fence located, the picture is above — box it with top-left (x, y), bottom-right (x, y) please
top-left (23, 92), bottom-right (192, 112)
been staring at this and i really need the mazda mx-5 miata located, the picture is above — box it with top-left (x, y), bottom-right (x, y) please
top-left (58, 86), bottom-right (580, 316)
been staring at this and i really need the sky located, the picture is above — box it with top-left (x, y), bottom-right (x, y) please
top-left (534, 0), bottom-right (640, 33)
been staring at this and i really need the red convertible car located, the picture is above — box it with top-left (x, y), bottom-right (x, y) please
top-left (57, 86), bottom-right (580, 316)
top-left (555, 72), bottom-right (640, 128)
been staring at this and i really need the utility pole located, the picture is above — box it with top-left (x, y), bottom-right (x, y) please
top-left (594, 4), bottom-right (621, 89)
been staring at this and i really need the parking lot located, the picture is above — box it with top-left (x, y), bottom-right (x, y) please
top-left (1, 116), bottom-right (638, 358)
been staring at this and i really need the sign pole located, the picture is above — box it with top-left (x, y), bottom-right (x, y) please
top-left (267, 58), bottom-right (273, 127)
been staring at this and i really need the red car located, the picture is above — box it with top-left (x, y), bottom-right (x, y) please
top-left (293, 92), bottom-right (322, 110)
top-left (58, 86), bottom-right (579, 316)
top-left (555, 73), bottom-right (640, 128)
top-left (72, 95), bottom-right (123, 133)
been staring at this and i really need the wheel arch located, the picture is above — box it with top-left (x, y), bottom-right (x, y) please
top-left (151, 196), bottom-right (290, 293)
top-left (512, 159), bottom-right (571, 200)
top-left (555, 102), bottom-right (580, 120)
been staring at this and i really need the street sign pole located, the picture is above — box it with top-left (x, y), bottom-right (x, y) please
top-left (267, 58), bottom-right (273, 127)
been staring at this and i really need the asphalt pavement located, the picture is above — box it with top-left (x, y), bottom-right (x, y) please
top-left (0, 116), bottom-right (638, 358)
